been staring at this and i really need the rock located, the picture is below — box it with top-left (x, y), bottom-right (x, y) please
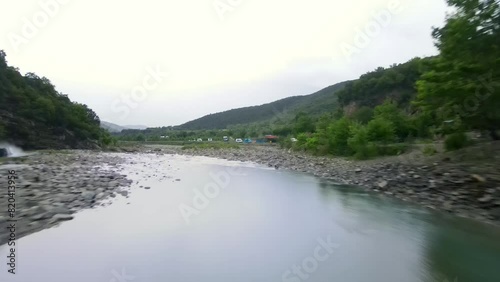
top-left (471, 174), bottom-right (486, 183)
top-left (81, 191), bottom-right (96, 202)
top-left (58, 194), bottom-right (77, 203)
top-left (355, 168), bottom-right (362, 173)
top-left (144, 186), bottom-right (151, 190)
top-left (175, 179), bottom-right (181, 181)
top-left (478, 195), bottom-right (493, 203)
top-left (378, 180), bottom-right (388, 189)
top-left (118, 190), bottom-right (129, 197)
top-left (25, 206), bottom-right (46, 217)
top-left (32, 213), bottom-right (51, 221)
top-left (443, 201), bottom-right (453, 211)
top-left (52, 214), bottom-right (74, 221)
top-left (46, 206), bottom-right (72, 215)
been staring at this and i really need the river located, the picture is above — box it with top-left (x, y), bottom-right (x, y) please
top-left (1, 153), bottom-right (499, 282)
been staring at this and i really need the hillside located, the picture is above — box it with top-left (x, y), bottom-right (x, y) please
top-left (101, 121), bottom-right (127, 133)
top-left (176, 81), bottom-right (350, 130)
top-left (0, 50), bottom-right (110, 150)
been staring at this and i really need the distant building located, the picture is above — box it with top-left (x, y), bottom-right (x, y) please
top-left (264, 135), bottom-right (279, 143)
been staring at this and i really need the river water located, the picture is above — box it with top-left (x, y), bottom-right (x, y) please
top-left (1, 153), bottom-right (499, 282)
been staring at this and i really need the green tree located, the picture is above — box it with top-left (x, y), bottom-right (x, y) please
top-left (348, 123), bottom-right (377, 159)
top-left (352, 106), bottom-right (374, 124)
top-left (327, 117), bottom-right (352, 156)
top-left (373, 100), bottom-right (409, 140)
top-left (416, 0), bottom-right (500, 139)
top-left (294, 112), bottom-right (315, 134)
top-left (366, 118), bottom-right (397, 143)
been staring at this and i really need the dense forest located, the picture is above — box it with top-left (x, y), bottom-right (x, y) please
top-left (177, 81), bottom-right (349, 130)
top-left (0, 51), bottom-right (113, 149)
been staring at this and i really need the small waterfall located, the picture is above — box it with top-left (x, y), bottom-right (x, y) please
top-left (0, 142), bottom-right (31, 158)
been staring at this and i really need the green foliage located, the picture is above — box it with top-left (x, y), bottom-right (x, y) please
top-left (423, 145), bottom-right (438, 156)
top-left (135, 134), bottom-right (146, 142)
top-left (348, 123), bottom-right (377, 159)
top-left (416, 0), bottom-right (500, 139)
top-left (327, 117), bottom-right (352, 156)
top-left (445, 132), bottom-right (469, 151)
top-left (0, 51), bottom-right (106, 149)
top-left (177, 82), bottom-right (347, 130)
top-left (294, 112), bottom-right (315, 134)
top-left (305, 136), bottom-right (319, 152)
top-left (373, 100), bottom-right (410, 140)
top-left (351, 106), bottom-right (374, 124)
top-left (366, 118), bottom-right (396, 143)
top-left (99, 129), bottom-right (118, 147)
top-left (337, 58), bottom-right (425, 109)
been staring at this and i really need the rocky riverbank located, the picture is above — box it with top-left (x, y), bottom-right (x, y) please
top-left (144, 142), bottom-right (500, 226)
top-left (0, 151), bottom-right (132, 245)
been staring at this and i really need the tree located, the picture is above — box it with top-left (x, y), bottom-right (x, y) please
top-left (352, 106), bottom-right (374, 124)
top-left (416, 0), bottom-right (500, 139)
top-left (327, 117), bottom-right (352, 156)
top-left (366, 118), bottom-right (396, 143)
top-left (374, 100), bottom-right (409, 140)
top-left (294, 112), bottom-right (315, 134)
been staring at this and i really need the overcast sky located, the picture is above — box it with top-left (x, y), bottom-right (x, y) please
top-left (0, 0), bottom-right (449, 127)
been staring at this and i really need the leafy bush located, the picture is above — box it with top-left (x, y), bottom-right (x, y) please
top-left (445, 132), bottom-right (468, 151)
top-left (366, 118), bottom-right (396, 143)
top-left (305, 136), bottom-right (319, 153)
top-left (348, 124), bottom-right (377, 159)
top-left (422, 145), bottom-right (437, 156)
top-left (327, 117), bottom-right (352, 156)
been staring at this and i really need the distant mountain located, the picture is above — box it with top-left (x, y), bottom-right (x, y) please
top-left (177, 81), bottom-right (350, 130)
top-left (100, 121), bottom-right (127, 133)
top-left (123, 125), bottom-right (148, 130)
top-left (101, 121), bottom-right (148, 133)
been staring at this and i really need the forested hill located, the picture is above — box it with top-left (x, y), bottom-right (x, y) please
top-left (0, 50), bottom-right (112, 149)
top-left (177, 57), bottom-right (428, 131)
top-left (177, 81), bottom-right (349, 130)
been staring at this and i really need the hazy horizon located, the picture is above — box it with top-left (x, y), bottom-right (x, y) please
top-left (1, 0), bottom-right (449, 127)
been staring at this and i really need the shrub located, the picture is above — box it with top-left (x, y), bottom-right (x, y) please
top-left (422, 145), bottom-right (437, 155)
top-left (445, 132), bottom-right (468, 151)
top-left (305, 136), bottom-right (319, 152)
top-left (366, 118), bottom-right (396, 143)
top-left (348, 125), bottom-right (377, 160)
top-left (327, 117), bottom-right (352, 156)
